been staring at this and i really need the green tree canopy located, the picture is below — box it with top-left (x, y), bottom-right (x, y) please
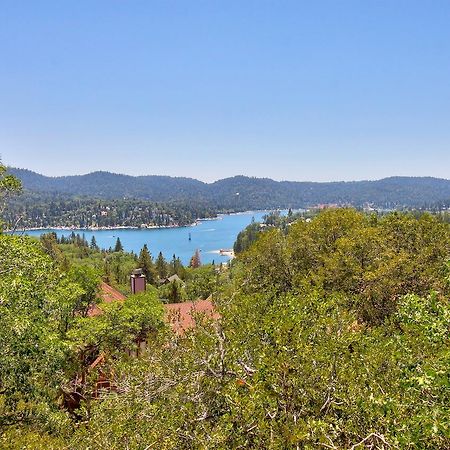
top-left (114, 237), bottom-right (124, 252)
top-left (69, 288), bottom-right (165, 355)
top-left (138, 244), bottom-right (157, 284)
top-left (0, 235), bottom-right (79, 429)
top-left (0, 163), bottom-right (22, 231)
top-left (155, 251), bottom-right (168, 279)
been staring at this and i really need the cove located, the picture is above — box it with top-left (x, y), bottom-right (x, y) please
top-left (21, 211), bottom-right (269, 265)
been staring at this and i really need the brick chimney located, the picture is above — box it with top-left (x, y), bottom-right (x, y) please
top-left (130, 268), bottom-right (146, 294)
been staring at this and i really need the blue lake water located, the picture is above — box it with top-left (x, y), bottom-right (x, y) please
top-left (22, 211), bottom-right (270, 265)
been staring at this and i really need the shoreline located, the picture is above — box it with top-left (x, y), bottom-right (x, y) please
top-left (5, 209), bottom-right (272, 233)
top-left (7, 223), bottom-right (199, 233)
top-left (7, 209), bottom-right (278, 233)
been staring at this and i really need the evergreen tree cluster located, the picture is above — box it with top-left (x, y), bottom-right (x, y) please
top-left (3, 192), bottom-right (216, 230)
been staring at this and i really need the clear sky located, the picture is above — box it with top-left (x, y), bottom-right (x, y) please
top-left (1, 0), bottom-right (449, 182)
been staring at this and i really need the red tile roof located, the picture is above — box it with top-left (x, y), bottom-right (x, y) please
top-left (164, 297), bottom-right (218, 334)
top-left (88, 282), bottom-right (217, 334)
top-left (100, 281), bottom-right (127, 302)
top-left (87, 282), bottom-right (127, 317)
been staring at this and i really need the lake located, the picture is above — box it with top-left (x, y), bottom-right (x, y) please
top-left (22, 211), bottom-right (270, 265)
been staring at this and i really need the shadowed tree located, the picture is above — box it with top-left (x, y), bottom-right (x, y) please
top-left (90, 236), bottom-right (99, 250)
top-left (155, 251), bottom-right (168, 280)
top-left (114, 237), bottom-right (123, 252)
top-left (138, 244), bottom-right (157, 285)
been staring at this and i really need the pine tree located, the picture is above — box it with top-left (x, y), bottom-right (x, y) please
top-left (168, 280), bottom-right (183, 303)
top-left (170, 254), bottom-right (177, 275)
top-left (103, 258), bottom-right (112, 283)
top-left (138, 244), bottom-right (157, 284)
top-left (176, 257), bottom-right (185, 278)
top-left (60, 254), bottom-right (71, 272)
top-left (114, 237), bottom-right (123, 252)
top-left (155, 251), bottom-right (168, 280)
top-left (90, 236), bottom-right (99, 250)
top-left (169, 254), bottom-right (185, 278)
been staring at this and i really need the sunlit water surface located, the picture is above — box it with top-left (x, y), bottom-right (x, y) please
top-left (22, 211), bottom-right (271, 265)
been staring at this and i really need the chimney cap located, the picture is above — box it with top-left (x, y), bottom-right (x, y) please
top-left (132, 268), bottom-right (144, 276)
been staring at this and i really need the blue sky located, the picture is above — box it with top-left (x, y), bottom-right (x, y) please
top-left (1, 0), bottom-right (449, 182)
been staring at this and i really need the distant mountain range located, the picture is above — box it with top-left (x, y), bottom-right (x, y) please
top-left (9, 168), bottom-right (450, 210)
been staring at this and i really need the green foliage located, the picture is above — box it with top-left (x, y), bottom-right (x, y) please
top-left (234, 221), bottom-right (261, 253)
top-left (238, 209), bottom-right (450, 324)
top-left (169, 254), bottom-right (186, 278)
top-left (0, 426), bottom-right (68, 449)
top-left (105, 251), bottom-right (138, 288)
top-left (40, 232), bottom-right (63, 260)
top-left (158, 280), bottom-right (186, 303)
top-left (68, 289), bottom-right (450, 449)
top-left (155, 251), bottom-right (168, 279)
top-left (0, 232), bottom-right (165, 438)
top-left (69, 289), bottom-right (165, 355)
top-left (0, 163), bottom-right (22, 230)
top-left (67, 265), bottom-right (101, 317)
top-left (10, 167), bottom-right (450, 210)
top-left (114, 237), bottom-right (124, 252)
top-left (0, 235), bottom-right (73, 429)
top-left (0, 164), bottom-right (22, 204)
top-left (4, 191), bottom-right (216, 229)
top-left (1, 207), bottom-right (449, 448)
top-left (138, 244), bottom-right (157, 284)
top-left (49, 235), bottom-right (138, 291)
top-left (157, 265), bottom-right (218, 303)
top-left (184, 265), bottom-right (217, 301)
top-left (90, 235), bottom-right (98, 249)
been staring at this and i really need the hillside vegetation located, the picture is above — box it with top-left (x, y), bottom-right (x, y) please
top-left (4, 192), bottom-right (216, 229)
top-left (1, 165), bottom-right (450, 449)
top-left (69, 210), bottom-right (450, 449)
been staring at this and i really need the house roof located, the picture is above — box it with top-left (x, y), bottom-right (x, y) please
top-left (87, 282), bottom-right (126, 317)
top-left (164, 296), bottom-right (218, 334)
top-left (87, 282), bottom-right (217, 334)
top-left (160, 274), bottom-right (184, 285)
top-left (167, 274), bottom-right (182, 283)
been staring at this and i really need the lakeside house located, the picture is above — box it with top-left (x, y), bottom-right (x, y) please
top-left (90, 273), bottom-right (216, 334)
top-left (64, 272), bottom-right (217, 410)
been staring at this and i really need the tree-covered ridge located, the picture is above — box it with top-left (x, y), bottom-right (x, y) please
top-left (10, 167), bottom-right (450, 209)
top-left (4, 192), bottom-right (217, 230)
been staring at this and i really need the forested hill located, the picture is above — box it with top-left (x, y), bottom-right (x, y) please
top-left (9, 169), bottom-right (207, 201)
top-left (9, 168), bottom-right (450, 209)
